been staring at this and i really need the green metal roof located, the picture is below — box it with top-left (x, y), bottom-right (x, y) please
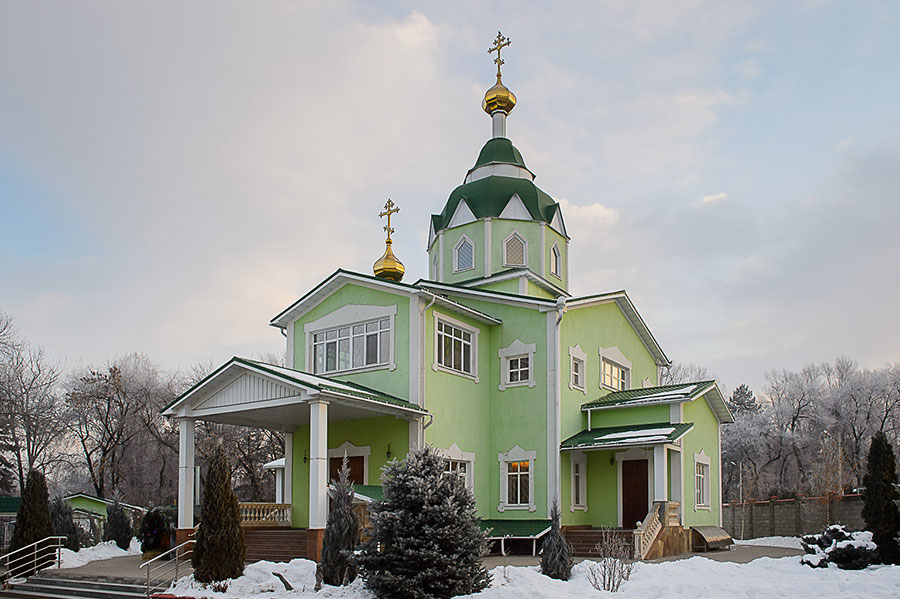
top-left (470, 138), bottom-right (529, 171)
top-left (581, 381), bottom-right (716, 410)
top-left (433, 176), bottom-right (559, 233)
top-left (561, 422), bottom-right (694, 451)
top-left (480, 519), bottom-right (551, 538)
top-left (0, 496), bottom-right (21, 515)
top-left (352, 485), bottom-right (383, 502)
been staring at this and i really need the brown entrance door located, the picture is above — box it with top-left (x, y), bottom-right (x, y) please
top-left (329, 456), bottom-right (365, 485)
top-left (621, 459), bottom-right (649, 528)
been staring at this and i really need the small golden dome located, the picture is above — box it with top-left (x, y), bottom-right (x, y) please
top-left (373, 239), bottom-right (405, 281)
top-left (482, 75), bottom-right (517, 115)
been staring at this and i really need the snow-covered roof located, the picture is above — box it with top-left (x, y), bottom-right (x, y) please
top-left (264, 458), bottom-right (285, 469)
top-left (581, 380), bottom-right (734, 423)
top-left (561, 422), bottom-right (694, 451)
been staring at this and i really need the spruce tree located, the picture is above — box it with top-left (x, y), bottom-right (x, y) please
top-left (10, 469), bottom-right (53, 575)
top-left (358, 445), bottom-right (490, 599)
top-left (50, 496), bottom-right (80, 551)
top-left (541, 501), bottom-right (573, 580)
top-left (103, 500), bottom-right (133, 550)
top-left (321, 455), bottom-right (359, 586)
top-left (861, 431), bottom-right (900, 564)
top-left (192, 445), bottom-right (245, 583)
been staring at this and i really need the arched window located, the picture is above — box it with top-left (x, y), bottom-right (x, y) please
top-left (503, 232), bottom-right (527, 267)
top-left (550, 243), bottom-right (562, 278)
top-left (454, 235), bottom-right (475, 272)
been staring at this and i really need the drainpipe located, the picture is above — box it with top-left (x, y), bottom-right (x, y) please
top-left (418, 292), bottom-right (439, 441)
top-left (553, 296), bottom-right (566, 508)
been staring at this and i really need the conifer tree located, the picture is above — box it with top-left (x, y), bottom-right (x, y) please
top-left (862, 431), bottom-right (900, 564)
top-left (50, 496), bottom-right (80, 551)
top-left (192, 445), bottom-right (245, 583)
top-left (10, 469), bottom-right (53, 575)
top-left (103, 500), bottom-right (133, 550)
top-left (358, 445), bottom-right (490, 599)
top-left (541, 501), bottom-right (573, 580)
top-left (321, 455), bottom-right (359, 586)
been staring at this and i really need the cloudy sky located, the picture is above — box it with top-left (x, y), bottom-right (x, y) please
top-left (2, 1), bottom-right (898, 393)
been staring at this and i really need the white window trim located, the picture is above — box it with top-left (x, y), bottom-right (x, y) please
top-left (550, 241), bottom-right (562, 279)
top-left (599, 346), bottom-right (632, 391)
top-left (432, 311), bottom-right (479, 382)
top-left (502, 230), bottom-right (528, 268)
top-left (569, 344), bottom-right (587, 393)
top-left (304, 305), bottom-right (397, 374)
top-left (615, 447), bottom-right (654, 528)
top-left (694, 450), bottom-right (711, 511)
top-left (453, 234), bottom-right (476, 273)
top-left (435, 443), bottom-right (475, 490)
top-left (327, 441), bottom-right (371, 485)
top-left (498, 445), bottom-right (536, 512)
top-left (569, 451), bottom-right (587, 512)
top-left (498, 339), bottom-right (536, 390)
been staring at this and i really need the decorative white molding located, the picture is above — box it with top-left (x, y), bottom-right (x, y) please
top-left (568, 344), bottom-right (587, 393)
top-left (549, 241), bottom-right (562, 279)
top-left (670, 402), bottom-right (683, 424)
top-left (303, 304), bottom-right (397, 335)
top-left (694, 449), bottom-right (711, 510)
top-left (615, 448), bottom-right (654, 528)
top-left (328, 441), bottom-right (371, 485)
top-left (569, 452), bottom-right (587, 512)
top-left (498, 339), bottom-right (536, 390)
top-left (466, 163), bottom-right (533, 183)
top-left (436, 443), bottom-right (476, 490)
top-left (502, 231), bottom-right (528, 268)
top-left (599, 346), bottom-right (632, 390)
top-left (448, 199), bottom-right (476, 228)
top-left (483, 219), bottom-right (492, 277)
top-left (453, 234), bottom-right (476, 273)
top-left (550, 209), bottom-right (567, 238)
top-left (498, 445), bottom-right (537, 512)
top-left (195, 373), bottom-right (297, 412)
top-left (432, 311), bottom-right (479, 383)
top-left (427, 220), bottom-right (436, 251)
top-left (498, 193), bottom-right (531, 221)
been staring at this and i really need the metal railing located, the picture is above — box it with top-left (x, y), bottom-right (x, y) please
top-left (633, 504), bottom-right (662, 560)
top-left (139, 537), bottom-right (194, 598)
top-left (0, 536), bottom-right (67, 581)
top-left (239, 502), bottom-right (291, 527)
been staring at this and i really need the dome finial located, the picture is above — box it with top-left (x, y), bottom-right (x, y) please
top-left (483, 31), bottom-right (516, 137)
top-left (373, 199), bottom-right (405, 281)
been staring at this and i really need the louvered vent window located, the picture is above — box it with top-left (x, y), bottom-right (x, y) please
top-left (505, 235), bottom-right (526, 266)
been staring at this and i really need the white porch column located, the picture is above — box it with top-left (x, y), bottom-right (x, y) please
top-left (274, 470), bottom-right (284, 503)
top-left (308, 400), bottom-right (328, 529)
top-left (283, 431), bottom-right (293, 506)
top-left (670, 448), bottom-right (683, 521)
top-left (177, 418), bottom-right (195, 529)
top-left (653, 445), bottom-right (668, 502)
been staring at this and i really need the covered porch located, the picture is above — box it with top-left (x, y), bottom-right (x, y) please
top-left (162, 357), bottom-right (427, 561)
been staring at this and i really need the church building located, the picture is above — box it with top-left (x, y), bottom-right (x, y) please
top-left (164, 34), bottom-right (732, 561)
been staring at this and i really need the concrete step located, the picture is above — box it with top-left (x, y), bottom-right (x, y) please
top-left (0, 576), bottom-right (148, 599)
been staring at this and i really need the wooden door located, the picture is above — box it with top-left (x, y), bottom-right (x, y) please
top-left (622, 459), bottom-right (649, 528)
top-left (329, 456), bottom-right (365, 485)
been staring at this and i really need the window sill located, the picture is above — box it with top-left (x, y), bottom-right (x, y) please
top-left (549, 271), bottom-right (562, 281)
top-left (600, 384), bottom-right (629, 392)
top-left (453, 266), bottom-right (475, 274)
top-left (569, 384), bottom-right (586, 394)
top-left (499, 380), bottom-right (534, 391)
top-left (499, 504), bottom-right (534, 512)
top-left (315, 362), bottom-right (395, 377)
top-left (570, 505), bottom-right (587, 512)
top-left (432, 363), bottom-right (479, 383)
top-left (694, 505), bottom-right (711, 511)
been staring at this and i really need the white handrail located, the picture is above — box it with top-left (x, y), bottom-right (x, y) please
top-left (139, 537), bottom-right (195, 597)
top-left (0, 536), bottom-right (67, 581)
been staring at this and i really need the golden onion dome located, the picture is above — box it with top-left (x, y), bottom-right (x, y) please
top-left (373, 239), bottom-right (405, 281)
top-left (482, 75), bottom-right (517, 115)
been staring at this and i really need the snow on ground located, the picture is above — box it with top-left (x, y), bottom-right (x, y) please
top-left (54, 538), bottom-right (141, 569)
top-left (164, 554), bottom-right (900, 599)
top-left (734, 536), bottom-right (803, 549)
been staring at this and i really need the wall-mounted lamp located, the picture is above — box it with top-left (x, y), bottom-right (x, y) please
top-left (386, 443), bottom-right (393, 460)
top-left (303, 449), bottom-right (309, 464)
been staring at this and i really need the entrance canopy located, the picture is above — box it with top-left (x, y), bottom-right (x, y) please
top-left (163, 356), bottom-right (427, 429)
top-left (560, 422), bottom-right (693, 451)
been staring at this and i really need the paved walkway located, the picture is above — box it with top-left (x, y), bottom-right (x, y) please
top-left (44, 555), bottom-right (153, 584)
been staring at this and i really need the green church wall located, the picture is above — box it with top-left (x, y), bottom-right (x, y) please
top-left (542, 226), bottom-right (568, 291)
top-left (525, 280), bottom-right (556, 299)
top-left (439, 222), bottom-right (486, 284)
top-left (291, 283), bottom-right (411, 400)
top-left (479, 279), bottom-right (520, 294)
top-left (489, 220), bottom-right (542, 277)
top-left (681, 395), bottom-right (722, 527)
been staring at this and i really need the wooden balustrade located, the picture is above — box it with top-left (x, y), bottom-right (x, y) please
top-left (239, 503), bottom-right (292, 527)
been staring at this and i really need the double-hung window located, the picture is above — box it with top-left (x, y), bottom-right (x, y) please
top-left (498, 446), bottom-right (536, 512)
top-left (444, 459), bottom-right (468, 481)
top-left (694, 452), bottom-right (711, 509)
top-left (506, 460), bottom-right (530, 507)
top-left (571, 357), bottom-right (584, 390)
top-left (312, 318), bottom-right (390, 374)
top-left (602, 358), bottom-right (628, 391)
top-left (436, 319), bottom-right (475, 376)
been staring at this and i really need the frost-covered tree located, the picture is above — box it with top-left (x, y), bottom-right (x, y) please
top-left (540, 501), bottom-right (573, 580)
top-left (358, 445), bottom-right (490, 599)
top-left (50, 496), bottom-right (80, 551)
top-left (103, 500), bottom-right (133, 550)
top-left (862, 432), bottom-right (900, 564)
top-left (728, 384), bottom-right (760, 415)
top-left (321, 455), bottom-right (359, 586)
top-left (192, 445), bottom-right (245, 583)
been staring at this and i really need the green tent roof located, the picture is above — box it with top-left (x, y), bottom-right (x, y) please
top-left (0, 496), bottom-right (21, 515)
top-left (470, 138), bottom-right (529, 171)
top-left (433, 176), bottom-right (559, 233)
top-left (480, 519), bottom-right (551, 538)
top-left (561, 422), bottom-right (695, 451)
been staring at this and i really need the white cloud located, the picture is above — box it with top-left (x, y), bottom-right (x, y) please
top-left (734, 58), bottom-right (762, 80)
top-left (557, 198), bottom-right (620, 229)
top-left (833, 138), bottom-right (853, 151)
top-left (699, 192), bottom-right (728, 206)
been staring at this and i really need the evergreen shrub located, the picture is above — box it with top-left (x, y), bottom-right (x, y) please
top-left (800, 524), bottom-right (876, 570)
top-left (358, 445), bottom-right (490, 599)
top-left (321, 455), bottom-right (359, 586)
top-left (103, 501), bottom-right (133, 550)
top-left (540, 501), bottom-right (573, 580)
top-left (192, 445), bottom-right (245, 583)
top-left (50, 496), bottom-right (79, 551)
top-left (139, 506), bottom-right (175, 554)
top-left (10, 469), bottom-right (53, 575)
top-left (861, 431), bottom-right (900, 564)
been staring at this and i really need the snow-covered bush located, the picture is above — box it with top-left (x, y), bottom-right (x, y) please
top-left (800, 524), bottom-right (876, 570)
top-left (357, 445), bottom-right (490, 599)
top-left (320, 455), bottom-right (359, 586)
top-left (585, 528), bottom-right (635, 592)
top-left (540, 501), bottom-right (573, 580)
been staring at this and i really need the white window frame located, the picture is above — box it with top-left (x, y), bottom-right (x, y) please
top-left (304, 305), bottom-right (397, 375)
top-left (436, 443), bottom-right (475, 490)
top-left (327, 441), bottom-right (371, 485)
top-left (694, 450), bottom-right (711, 510)
top-left (498, 339), bottom-right (536, 390)
top-left (432, 312), bottom-right (479, 382)
top-left (550, 242), bottom-right (562, 279)
top-left (502, 231), bottom-right (528, 268)
top-left (570, 452), bottom-right (587, 512)
top-left (569, 344), bottom-right (587, 393)
top-left (498, 445), bottom-right (536, 512)
top-left (453, 234), bottom-right (475, 273)
top-left (599, 347), bottom-right (632, 391)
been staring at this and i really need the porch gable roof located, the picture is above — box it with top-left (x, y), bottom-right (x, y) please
top-left (561, 421), bottom-right (694, 451)
top-left (580, 380), bottom-right (734, 423)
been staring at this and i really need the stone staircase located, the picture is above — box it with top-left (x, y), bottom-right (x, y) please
top-left (563, 527), bottom-right (634, 557)
top-left (0, 575), bottom-right (147, 599)
top-left (243, 528), bottom-right (308, 563)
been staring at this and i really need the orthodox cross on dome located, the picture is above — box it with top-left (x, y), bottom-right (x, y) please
top-left (379, 199), bottom-right (400, 241)
top-left (488, 31), bottom-right (511, 79)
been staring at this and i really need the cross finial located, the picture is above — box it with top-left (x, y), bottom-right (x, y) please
top-left (487, 31), bottom-right (511, 79)
top-left (379, 199), bottom-right (400, 241)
